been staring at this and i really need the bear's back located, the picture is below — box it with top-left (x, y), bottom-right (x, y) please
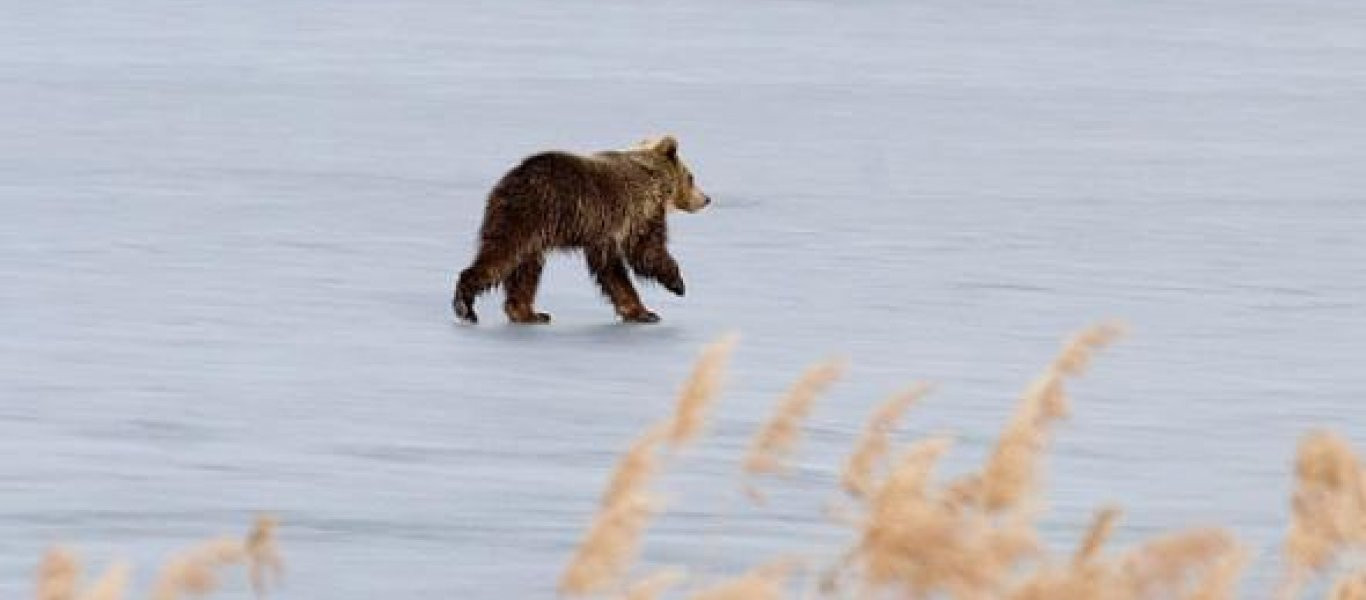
top-left (486, 149), bottom-right (665, 246)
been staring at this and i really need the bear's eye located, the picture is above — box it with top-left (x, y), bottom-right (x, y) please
top-left (688, 174), bottom-right (694, 185)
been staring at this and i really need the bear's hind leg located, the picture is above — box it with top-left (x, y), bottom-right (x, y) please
top-left (585, 245), bottom-right (658, 323)
top-left (454, 242), bottom-right (525, 324)
top-left (503, 254), bottom-right (550, 324)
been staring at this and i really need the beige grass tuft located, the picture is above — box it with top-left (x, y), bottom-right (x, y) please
top-left (1072, 506), bottom-right (1122, 566)
top-left (622, 568), bottom-right (687, 600)
top-left (1184, 546), bottom-right (1248, 600)
top-left (687, 560), bottom-right (792, 600)
top-left (559, 492), bottom-right (658, 596)
top-left (1009, 526), bottom-right (1243, 600)
top-left (246, 515), bottom-right (284, 597)
top-left (847, 323), bottom-right (1125, 597)
top-left (561, 425), bottom-right (673, 596)
top-left (857, 436), bottom-right (1033, 595)
top-left (76, 563), bottom-right (130, 600)
top-left (547, 326), bottom-right (1366, 600)
top-left (36, 547), bottom-right (80, 600)
top-left (1278, 430), bottom-right (1366, 599)
top-left (743, 358), bottom-right (845, 477)
top-left (979, 321), bottom-right (1125, 513)
top-left (601, 425), bottom-right (667, 509)
top-left (150, 537), bottom-right (248, 600)
top-left (35, 518), bottom-right (279, 600)
top-left (564, 334), bottom-right (740, 596)
top-left (149, 516), bottom-right (284, 600)
top-left (1331, 571), bottom-right (1366, 600)
top-left (841, 383), bottom-right (931, 500)
top-left (1116, 527), bottom-right (1239, 597)
top-left (667, 334), bottom-right (739, 448)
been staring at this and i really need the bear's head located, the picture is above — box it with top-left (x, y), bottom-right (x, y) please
top-left (636, 135), bottom-right (711, 213)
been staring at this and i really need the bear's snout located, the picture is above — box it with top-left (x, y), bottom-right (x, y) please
top-left (702, 195), bottom-right (711, 207)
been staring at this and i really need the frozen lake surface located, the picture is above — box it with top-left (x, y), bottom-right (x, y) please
top-left (3, 1), bottom-right (1365, 597)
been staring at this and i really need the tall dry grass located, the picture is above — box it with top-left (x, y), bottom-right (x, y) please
top-left (559, 325), bottom-right (1366, 599)
top-left (561, 426), bottom-right (670, 596)
top-left (561, 333), bottom-right (741, 597)
top-left (78, 564), bottom-right (131, 600)
top-left (1278, 430), bottom-right (1366, 598)
top-left (560, 492), bottom-right (660, 596)
top-left (976, 321), bottom-right (1126, 513)
top-left (245, 515), bottom-right (284, 597)
top-left (1331, 572), bottom-right (1366, 600)
top-left (668, 334), bottom-right (739, 448)
top-left (742, 358), bottom-right (845, 505)
top-left (33, 516), bottom-right (280, 600)
top-left (623, 569), bottom-right (686, 600)
top-left (1072, 506), bottom-right (1122, 566)
top-left (841, 383), bottom-right (931, 500)
top-left (601, 426), bottom-right (668, 510)
top-left (687, 561), bottom-right (792, 600)
top-left (36, 548), bottom-right (80, 600)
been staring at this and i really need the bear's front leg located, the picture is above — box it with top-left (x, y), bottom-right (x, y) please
top-left (585, 245), bottom-right (659, 323)
top-left (625, 219), bottom-right (685, 297)
top-left (626, 245), bottom-right (685, 297)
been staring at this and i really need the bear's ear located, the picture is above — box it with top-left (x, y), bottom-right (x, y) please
top-left (652, 135), bottom-right (679, 161)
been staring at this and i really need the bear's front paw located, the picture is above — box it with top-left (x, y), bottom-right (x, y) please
top-left (622, 310), bottom-right (661, 324)
top-left (454, 298), bottom-right (478, 324)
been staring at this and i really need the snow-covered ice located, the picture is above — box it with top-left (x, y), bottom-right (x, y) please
top-left (3, 1), bottom-right (1365, 597)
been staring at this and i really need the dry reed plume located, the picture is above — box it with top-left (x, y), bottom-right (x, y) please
top-left (843, 323), bottom-right (1126, 598)
top-left (1278, 430), bottom-right (1366, 598)
top-left (687, 561), bottom-right (792, 600)
top-left (1183, 544), bottom-right (1249, 600)
top-left (557, 326), bottom-right (1366, 599)
top-left (841, 383), bottom-right (931, 500)
top-left (1072, 506), bottom-right (1122, 566)
top-left (667, 333), bottom-right (739, 447)
top-left (560, 493), bottom-right (660, 596)
top-left (33, 517), bottom-right (280, 600)
top-left (744, 358), bottom-right (845, 482)
top-left (1006, 527), bottom-right (1243, 600)
top-left (245, 515), bottom-right (284, 597)
top-left (1114, 528), bottom-right (1241, 598)
top-left (79, 564), bottom-right (131, 600)
top-left (857, 435), bottom-right (1040, 596)
top-left (1332, 572), bottom-right (1366, 600)
top-left (562, 335), bottom-right (741, 596)
top-left (36, 548), bottom-right (80, 600)
top-left (977, 321), bottom-right (1126, 513)
top-left (560, 426), bottom-right (667, 595)
top-left (34, 551), bottom-right (131, 600)
top-left (623, 569), bottom-right (687, 600)
top-left (152, 515), bottom-right (280, 600)
top-left (601, 426), bottom-right (668, 509)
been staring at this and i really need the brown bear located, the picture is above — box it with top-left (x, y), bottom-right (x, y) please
top-left (452, 135), bottom-right (710, 324)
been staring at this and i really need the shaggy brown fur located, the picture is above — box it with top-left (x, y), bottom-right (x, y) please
top-left (453, 136), bottom-right (710, 324)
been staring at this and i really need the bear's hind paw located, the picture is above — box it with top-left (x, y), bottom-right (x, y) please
top-left (509, 311), bottom-right (552, 324)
